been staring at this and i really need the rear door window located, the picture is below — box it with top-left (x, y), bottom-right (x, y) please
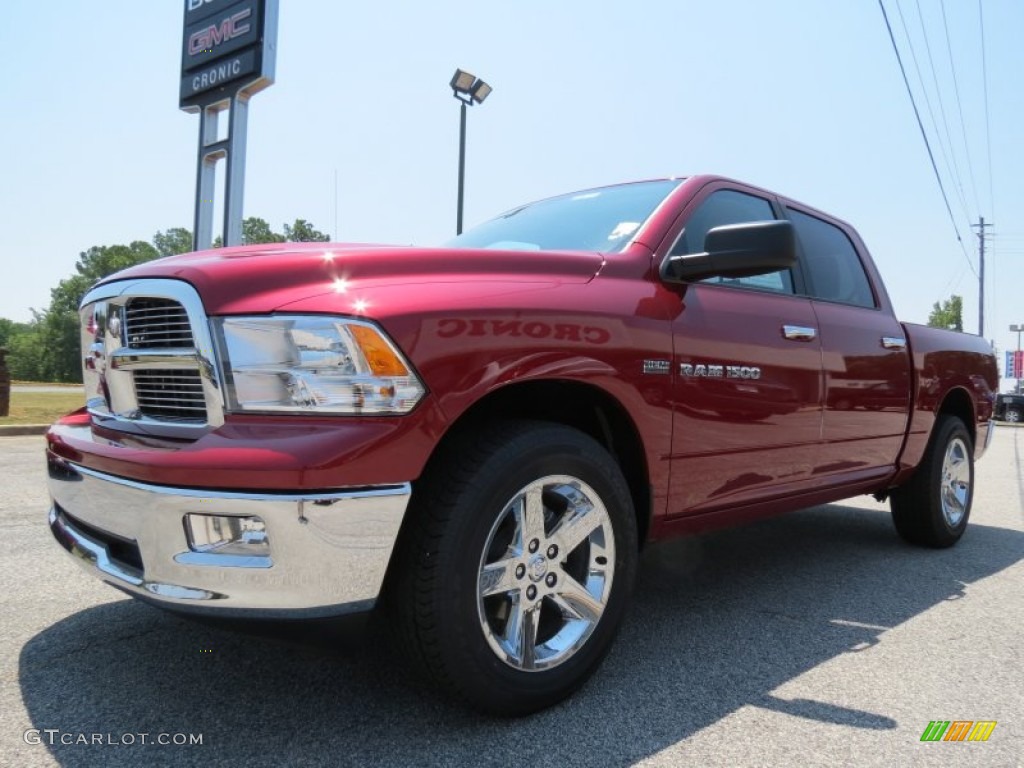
top-left (787, 208), bottom-right (875, 308)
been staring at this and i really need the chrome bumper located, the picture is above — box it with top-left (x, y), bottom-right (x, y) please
top-left (47, 456), bottom-right (409, 617)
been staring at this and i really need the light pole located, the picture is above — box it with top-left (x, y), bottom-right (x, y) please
top-left (450, 69), bottom-right (492, 235)
top-left (1012, 324), bottom-right (1023, 394)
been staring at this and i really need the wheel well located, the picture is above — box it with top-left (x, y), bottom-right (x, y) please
top-left (432, 381), bottom-right (652, 546)
top-left (937, 387), bottom-right (975, 446)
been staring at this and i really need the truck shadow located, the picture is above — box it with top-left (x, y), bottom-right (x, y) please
top-left (19, 503), bottom-right (1024, 767)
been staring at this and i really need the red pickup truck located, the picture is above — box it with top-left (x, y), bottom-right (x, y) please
top-left (47, 175), bottom-right (997, 715)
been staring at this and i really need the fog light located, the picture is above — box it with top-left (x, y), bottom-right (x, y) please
top-left (185, 514), bottom-right (269, 556)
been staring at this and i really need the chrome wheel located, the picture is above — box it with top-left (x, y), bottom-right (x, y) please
top-left (390, 422), bottom-right (637, 714)
top-left (890, 415), bottom-right (973, 548)
top-left (476, 475), bottom-right (615, 672)
top-left (1006, 409), bottom-right (1021, 423)
top-left (940, 436), bottom-right (970, 528)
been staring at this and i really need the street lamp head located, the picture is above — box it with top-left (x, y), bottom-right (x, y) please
top-left (470, 80), bottom-right (492, 104)
top-left (450, 68), bottom-right (492, 105)
top-left (450, 69), bottom-right (476, 95)
top-left (1011, 324), bottom-right (1024, 332)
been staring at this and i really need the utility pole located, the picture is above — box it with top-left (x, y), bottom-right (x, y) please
top-left (972, 217), bottom-right (992, 337)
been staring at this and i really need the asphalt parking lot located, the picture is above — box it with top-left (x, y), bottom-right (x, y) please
top-left (2, 430), bottom-right (1022, 767)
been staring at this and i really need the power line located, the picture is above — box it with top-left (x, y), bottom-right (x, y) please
top-left (939, 0), bottom-right (982, 216)
top-left (893, 0), bottom-right (970, 225)
top-left (913, 0), bottom-right (971, 221)
top-left (878, 0), bottom-right (976, 276)
top-left (979, 0), bottom-right (995, 219)
top-left (940, 265), bottom-right (966, 297)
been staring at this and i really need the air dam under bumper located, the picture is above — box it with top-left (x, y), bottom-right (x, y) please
top-left (47, 455), bottom-right (410, 618)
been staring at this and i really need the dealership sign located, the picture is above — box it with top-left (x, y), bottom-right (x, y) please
top-left (180, 0), bottom-right (279, 250)
top-left (180, 0), bottom-right (277, 110)
top-left (1007, 350), bottom-right (1023, 379)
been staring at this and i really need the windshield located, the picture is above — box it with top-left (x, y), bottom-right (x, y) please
top-left (444, 179), bottom-right (682, 254)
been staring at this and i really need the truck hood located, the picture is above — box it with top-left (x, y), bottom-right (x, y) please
top-left (101, 242), bottom-right (606, 315)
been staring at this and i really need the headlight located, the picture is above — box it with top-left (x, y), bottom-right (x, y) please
top-left (213, 315), bottom-right (425, 414)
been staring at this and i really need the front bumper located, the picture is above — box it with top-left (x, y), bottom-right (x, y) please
top-left (47, 453), bottom-right (409, 617)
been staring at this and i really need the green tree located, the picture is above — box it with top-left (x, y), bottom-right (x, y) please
top-left (6, 322), bottom-right (44, 381)
top-left (48, 274), bottom-right (94, 317)
top-left (153, 227), bottom-right (193, 257)
top-left (34, 309), bottom-right (81, 383)
top-left (927, 295), bottom-right (963, 332)
top-left (32, 240), bottom-right (162, 382)
top-left (284, 219), bottom-right (330, 242)
top-left (212, 218), bottom-right (330, 247)
top-left (49, 241), bottom-right (160, 315)
top-left (0, 318), bottom-right (29, 349)
top-left (242, 217), bottom-right (286, 245)
top-left (0, 318), bottom-right (34, 381)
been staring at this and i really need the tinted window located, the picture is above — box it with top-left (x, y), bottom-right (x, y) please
top-left (446, 180), bottom-right (681, 254)
top-left (787, 208), bottom-right (875, 308)
top-left (671, 189), bottom-right (793, 294)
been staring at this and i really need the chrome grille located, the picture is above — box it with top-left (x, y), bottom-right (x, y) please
top-left (81, 280), bottom-right (221, 436)
top-left (133, 370), bottom-right (207, 422)
top-left (125, 297), bottom-right (194, 349)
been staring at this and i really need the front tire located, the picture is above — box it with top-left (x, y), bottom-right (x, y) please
top-left (1005, 408), bottom-right (1021, 423)
top-left (890, 415), bottom-right (973, 548)
top-left (386, 421), bottom-right (638, 716)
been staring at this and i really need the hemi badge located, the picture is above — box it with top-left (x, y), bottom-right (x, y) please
top-left (642, 360), bottom-right (671, 375)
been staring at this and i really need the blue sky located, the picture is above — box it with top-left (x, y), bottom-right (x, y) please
top-left (1, 1), bottom-right (1022, 384)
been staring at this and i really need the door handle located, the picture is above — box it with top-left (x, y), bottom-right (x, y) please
top-left (783, 325), bottom-right (817, 341)
top-left (881, 337), bottom-right (907, 350)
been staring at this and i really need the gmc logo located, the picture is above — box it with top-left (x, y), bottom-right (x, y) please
top-left (188, 8), bottom-right (251, 56)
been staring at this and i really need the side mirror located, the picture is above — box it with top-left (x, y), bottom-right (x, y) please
top-left (662, 220), bottom-right (797, 282)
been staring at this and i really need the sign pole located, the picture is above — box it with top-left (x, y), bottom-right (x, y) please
top-left (193, 104), bottom-right (221, 250)
top-left (223, 93), bottom-right (250, 247)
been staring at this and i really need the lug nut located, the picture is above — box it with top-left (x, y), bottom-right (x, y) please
top-left (528, 539), bottom-right (539, 553)
top-left (547, 545), bottom-right (558, 558)
top-left (545, 573), bottom-right (557, 587)
top-left (515, 564), bottom-right (526, 580)
top-left (526, 585), bottom-right (537, 600)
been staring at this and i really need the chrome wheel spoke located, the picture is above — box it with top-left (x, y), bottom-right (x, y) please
top-left (502, 597), bottom-right (524, 656)
top-left (501, 598), bottom-right (541, 668)
top-left (947, 453), bottom-right (966, 486)
top-left (518, 487), bottom-right (547, 548)
top-left (551, 502), bottom-right (606, 558)
top-left (517, 605), bottom-right (541, 669)
top-left (552, 573), bottom-right (604, 624)
top-left (479, 556), bottom-right (519, 598)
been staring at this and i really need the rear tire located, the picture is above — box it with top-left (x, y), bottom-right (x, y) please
top-left (385, 421), bottom-right (637, 716)
top-left (890, 415), bottom-right (973, 548)
top-left (1005, 408), bottom-right (1021, 423)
